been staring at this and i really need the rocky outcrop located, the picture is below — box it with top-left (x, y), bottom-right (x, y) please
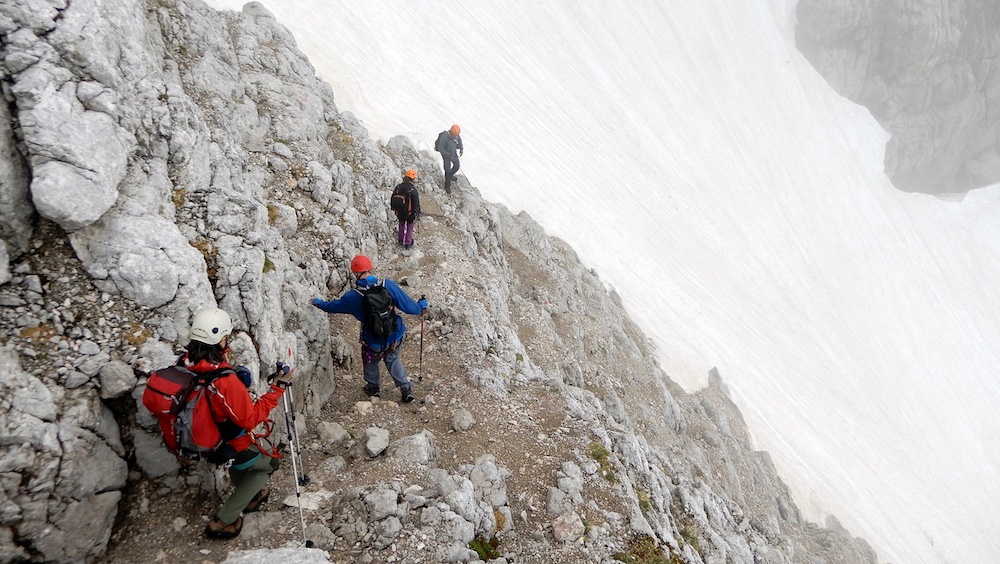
top-left (1, 1), bottom-right (878, 563)
top-left (796, 0), bottom-right (1000, 195)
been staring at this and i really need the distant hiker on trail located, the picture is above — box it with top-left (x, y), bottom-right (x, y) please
top-left (434, 124), bottom-right (463, 194)
top-left (176, 308), bottom-right (294, 539)
top-left (310, 254), bottom-right (428, 403)
top-left (391, 169), bottom-right (421, 249)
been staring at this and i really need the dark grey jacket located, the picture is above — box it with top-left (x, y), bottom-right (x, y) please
top-left (436, 130), bottom-right (463, 161)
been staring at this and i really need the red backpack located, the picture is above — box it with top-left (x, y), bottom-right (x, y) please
top-left (142, 366), bottom-right (237, 464)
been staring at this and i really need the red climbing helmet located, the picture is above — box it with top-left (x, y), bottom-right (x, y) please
top-left (350, 255), bottom-right (373, 273)
top-left (450, 124), bottom-right (461, 135)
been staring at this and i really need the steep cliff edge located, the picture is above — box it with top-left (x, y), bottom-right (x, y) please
top-left (1, 1), bottom-right (876, 562)
top-left (796, 0), bottom-right (1000, 195)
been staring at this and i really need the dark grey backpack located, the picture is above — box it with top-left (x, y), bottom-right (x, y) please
top-left (358, 281), bottom-right (397, 341)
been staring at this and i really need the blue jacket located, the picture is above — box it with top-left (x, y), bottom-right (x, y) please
top-left (312, 276), bottom-right (423, 346)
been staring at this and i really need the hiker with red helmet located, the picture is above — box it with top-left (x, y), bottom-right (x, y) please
top-left (434, 124), bottom-right (463, 194)
top-left (310, 255), bottom-right (428, 402)
top-left (390, 169), bottom-right (421, 249)
top-left (175, 308), bottom-right (294, 539)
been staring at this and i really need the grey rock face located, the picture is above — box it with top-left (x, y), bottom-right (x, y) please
top-left (0, 93), bottom-right (33, 262)
top-left (6, 0), bottom-right (139, 231)
top-left (796, 0), bottom-right (1000, 195)
top-left (365, 426), bottom-right (390, 457)
top-left (387, 430), bottom-right (439, 466)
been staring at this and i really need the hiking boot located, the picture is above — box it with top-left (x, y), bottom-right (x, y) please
top-left (205, 515), bottom-right (243, 539)
top-left (363, 384), bottom-right (380, 398)
top-left (400, 386), bottom-right (415, 403)
top-left (243, 486), bottom-right (269, 513)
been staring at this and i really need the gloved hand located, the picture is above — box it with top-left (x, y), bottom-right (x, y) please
top-left (271, 363), bottom-right (295, 389)
top-left (311, 298), bottom-right (323, 307)
top-left (417, 298), bottom-right (428, 311)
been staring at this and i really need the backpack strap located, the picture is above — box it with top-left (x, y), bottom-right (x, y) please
top-left (200, 368), bottom-right (247, 441)
top-left (250, 420), bottom-right (282, 459)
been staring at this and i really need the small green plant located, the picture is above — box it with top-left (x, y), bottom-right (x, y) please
top-left (515, 352), bottom-right (524, 362)
top-left (123, 322), bottom-right (152, 347)
top-left (612, 535), bottom-right (671, 564)
top-left (191, 238), bottom-right (218, 283)
top-left (637, 489), bottom-right (652, 512)
top-left (678, 525), bottom-right (701, 554)
top-left (263, 256), bottom-right (275, 273)
top-left (493, 508), bottom-right (506, 532)
top-left (469, 536), bottom-right (500, 560)
top-left (19, 323), bottom-right (57, 344)
top-left (586, 443), bottom-right (618, 483)
top-left (171, 188), bottom-right (186, 208)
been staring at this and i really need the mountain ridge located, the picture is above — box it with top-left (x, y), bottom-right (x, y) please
top-left (0, 1), bottom-right (878, 562)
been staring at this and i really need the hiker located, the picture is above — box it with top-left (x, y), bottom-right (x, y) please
top-left (391, 169), bottom-right (421, 249)
top-left (434, 124), bottom-right (463, 194)
top-left (177, 308), bottom-right (294, 539)
top-left (310, 254), bottom-right (428, 402)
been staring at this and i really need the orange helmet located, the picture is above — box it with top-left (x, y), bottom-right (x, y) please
top-left (450, 124), bottom-right (461, 135)
top-left (350, 255), bottom-right (373, 273)
top-left (403, 169), bottom-right (418, 180)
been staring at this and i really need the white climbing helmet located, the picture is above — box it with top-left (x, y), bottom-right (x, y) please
top-left (189, 308), bottom-right (233, 346)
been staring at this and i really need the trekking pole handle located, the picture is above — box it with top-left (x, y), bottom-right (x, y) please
top-left (267, 362), bottom-right (293, 383)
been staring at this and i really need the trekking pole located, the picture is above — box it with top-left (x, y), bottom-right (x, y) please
top-left (418, 295), bottom-right (426, 381)
top-left (276, 362), bottom-right (309, 488)
top-left (284, 374), bottom-right (309, 487)
top-left (272, 363), bottom-right (313, 548)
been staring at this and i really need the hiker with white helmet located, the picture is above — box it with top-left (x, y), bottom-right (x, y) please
top-left (311, 255), bottom-right (428, 403)
top-left (177, 308), bottom-right (293, 539)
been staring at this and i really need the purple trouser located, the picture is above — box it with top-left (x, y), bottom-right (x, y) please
top-left (397, 221), bottom-right (415, 246)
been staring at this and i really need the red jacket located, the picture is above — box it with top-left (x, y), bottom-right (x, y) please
top-left (184, 358), bottom-right (284, 453)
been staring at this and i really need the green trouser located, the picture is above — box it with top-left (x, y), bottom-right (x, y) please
top-left (216, 446), bottom-right (280, 524)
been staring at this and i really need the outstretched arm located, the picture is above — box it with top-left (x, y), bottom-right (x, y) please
top-left (311, 292), bottom-right (363, 319)
top-left (385, 280), bottom-right (425, 315)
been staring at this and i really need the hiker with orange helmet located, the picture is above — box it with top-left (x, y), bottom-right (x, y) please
top-left (434, 124), bottom-right (463, 194)
top-left (310, 255), bottom-right (428, 402)
top-left (390, 169), bottom-right (421, 249)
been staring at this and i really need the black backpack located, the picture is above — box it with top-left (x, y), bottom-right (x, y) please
top-left (358, 281), bottom-right (398, 341)
top-left (434, 130), bottom-right (449, 153)
top-left (390, 184), bottom-right (410, 214)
